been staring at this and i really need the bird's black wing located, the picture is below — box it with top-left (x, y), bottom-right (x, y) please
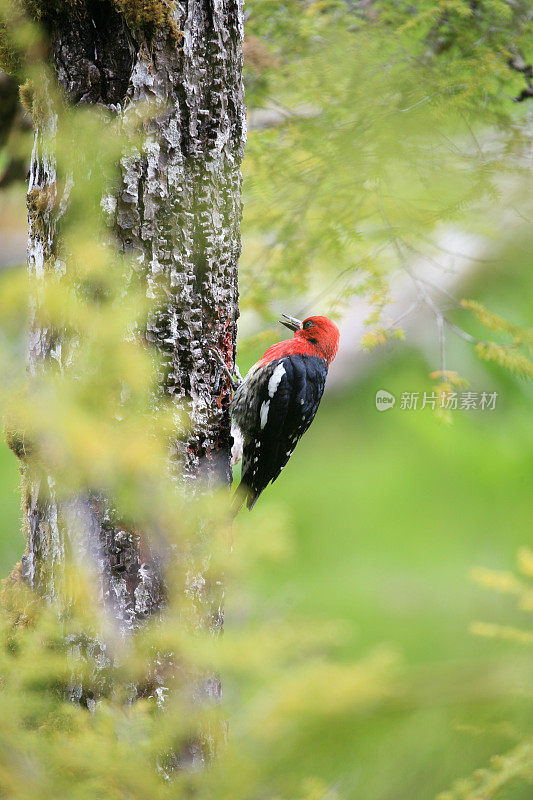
top-left (240, 354), bottom-right (327, 508)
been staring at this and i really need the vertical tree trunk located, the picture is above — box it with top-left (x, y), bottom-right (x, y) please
top-left (20, 1), bottom-right (245, 632)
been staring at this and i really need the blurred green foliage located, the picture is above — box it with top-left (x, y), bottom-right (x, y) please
top-left (0, 0), bottom-right (532, 798)
top-left (0, 503), bottom-right (404, 800)
top-left (242, 0), bottom-right (533, 380)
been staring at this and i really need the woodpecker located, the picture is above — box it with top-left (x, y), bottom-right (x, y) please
top-left (230, 314), bottom-right (340, 510)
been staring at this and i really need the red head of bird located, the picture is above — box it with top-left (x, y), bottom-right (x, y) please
top-left (258, 314), bottom-right (340, 366)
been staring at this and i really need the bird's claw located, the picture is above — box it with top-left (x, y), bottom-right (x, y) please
top-left (208, 344), bottom-right (242, 390)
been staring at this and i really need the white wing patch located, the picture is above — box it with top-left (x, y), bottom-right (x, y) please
top-left (268, 363), bottom-right (286, 397)
top-left (259, 363), bottom-right (285, 429)
top-left (260, 400), bottom-right (270, 429)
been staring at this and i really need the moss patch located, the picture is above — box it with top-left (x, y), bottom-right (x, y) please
top-left (22, 0), bottom-right (182, 40)
top-left (113, 0), bottom-right (183, 41)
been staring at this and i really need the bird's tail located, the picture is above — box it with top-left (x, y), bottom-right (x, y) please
top-left (231, 482), bottom-right (260, 515)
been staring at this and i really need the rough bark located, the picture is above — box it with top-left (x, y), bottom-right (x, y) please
top-left (19, 0), bottom-right (245, 634)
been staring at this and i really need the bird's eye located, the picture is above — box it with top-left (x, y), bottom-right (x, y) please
top-left (303, 320), bottom-right (315, 330)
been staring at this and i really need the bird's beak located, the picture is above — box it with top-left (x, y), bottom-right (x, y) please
top-left (280, 314), bottom-right (302, 332)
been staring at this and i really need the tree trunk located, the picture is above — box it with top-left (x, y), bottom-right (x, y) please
top-left (19, 1), bottom-right (245, 633)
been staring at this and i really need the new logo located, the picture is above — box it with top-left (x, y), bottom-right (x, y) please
top-left (375, 390), bottom-right (396, 411)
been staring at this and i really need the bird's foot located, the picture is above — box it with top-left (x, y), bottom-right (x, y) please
top-left (208, 345), bottom-right (242, 390)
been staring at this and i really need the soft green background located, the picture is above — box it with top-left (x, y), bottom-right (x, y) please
top-left (235, 243), bottom-right (532, 797)
top-left (251, 352), bottom-right (532, 798)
